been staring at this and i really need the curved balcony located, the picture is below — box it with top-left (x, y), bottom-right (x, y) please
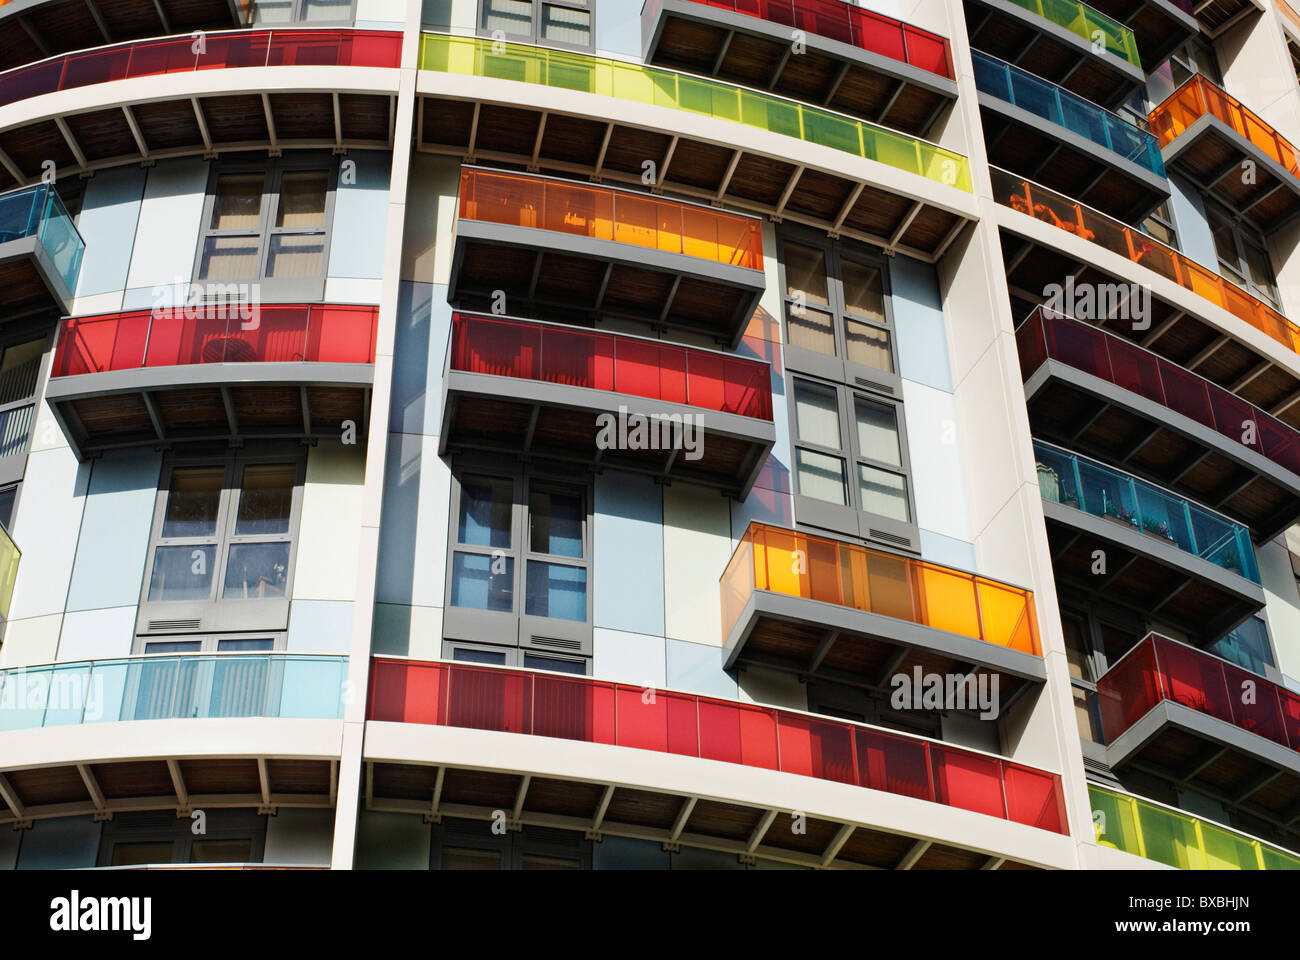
top-left (417, 32), bottom-right (973, 263)
top-left (0, 29), bottom-right (401, 187)
top-left (1089, 783), bottom-right (1300, 869)
top-left (640, 0), bottom-right (956, 136)
top-left (45, 303), bottom-right (379, 460)
top-left (719, 522), bottom-right (1045, 713)
top-left (994, 170), bottom-right (1300, 433)
top-left (452, 167), bottom-right (765, 348)
top-left (0, 0), bottom-right (245, 74)
top-left (0, 182), bottom-right (83, 315)
top-left (365, 657), bottom-right (1070, 869)
top-left (965, 0), bottom-right (1144, 110)
top-left (1034, 440), bottom-right (1264, 642)
top-left (1097, 633), bottom-right (1300, 835)
top-left (1018, 306), bottom-right (1300, 539)
top-left (440, 312), bottom-right (774, 498)
top-left (0, 653), bottom-right (346, 827)
top-left (1150, 75), bottom-right (1300, 232)
top-left (973, 52), bottom-right (1168, 222)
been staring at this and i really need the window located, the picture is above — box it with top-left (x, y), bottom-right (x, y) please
top-left (443, 640), bottom-right (590, 674)
top-left (1207, 201), bottom-right (1280, 307)
top-left (478, 0), bottom-right (593, 51)
top-left (249, 0), bottom-right (356, 23)
top-left (431, 818), bottom-right (591, 870)
top-left (779, 232), bottom-right (898, 395)
top-left (1140, 200), bottom-right (1178, 248)
top-left (0, 332), bottom-right (47, 486)
top-left (98, 810), bottom-right (266, 867)
top-left (137, 451), bottom-right (304, 636)
top-left (444, 460), bottom-right (592, 660)
top-left (1147, 36), bottom-right (1221, 106)
top-left (0, 484), bottom-right (16, 531)
top-left (790, 376), bottom-right (917, 548)
top-left (194, 156), bottom-right (337, 302)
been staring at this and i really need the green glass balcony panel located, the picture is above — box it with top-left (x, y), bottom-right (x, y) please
top-left (1034, 440), bottom-right (1260, 582)
top-left (0, 520), bottom-right (18, 623)
top-left (419, 32), bottom-right (971, 192)
top-left (1089, 783), bottom-right (1300, 869)
top-left (1010, 0), bottom-right (1142, 67)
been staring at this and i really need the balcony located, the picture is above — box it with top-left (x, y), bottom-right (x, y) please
top-left (1073, 0), bottom-right (1199, 67)
top-left (439, 312), bottom-right (775, 498)
top-left (418, 33), bottom-right (973, 263)
top-left (1187, 0), bottom-right (1262, 35)
top-left (1034, 440), bottom-right (1264, 642)
top-left (0, 520), bottom-right (17, 629)
top-left (1089, 783), bottom-right (1300, 869)
top-left (965, 0), bottom-right (1145, 110)
top-left (973, 52), bottom-right (1168, 222)
top-left (1018, 307), bottom-right (1300, 539)
top-left (719, 522), bottom-right (1045, 713)
top-left (1150, 75), bottom-right (1300, 232)
top-left (451, 168), bottom-right (765, 349)
top-left (0, 182), bottom-right (83, 316)
top-left (640, 0), bottom-right (957, 135)
top-left (0, 29), bottom-right (401, 186)
top-left (0, 0), bottom-right (246, 74)
top-left (365, 658), bottom-right (1068, 868)
top-left (1097, 633), bottom-right (1300, 831)
top-left (0, 653), bottom-right (346, 826)
top-left (44, 303), bottom-right (379, 460)
top-left (995, 170), bottom-right (1300, 441)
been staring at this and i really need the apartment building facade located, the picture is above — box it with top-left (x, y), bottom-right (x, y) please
top-left (0, 0), bottom-right (1296, 871)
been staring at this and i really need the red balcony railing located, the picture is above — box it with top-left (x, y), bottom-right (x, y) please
top-left (720, 521), bottom-right (1041, 654)
top-left (1017, 306), bottom-right (1300, 477)
top-left (51, 304), bottom-right (380, 377)
top-left (991, 168), bottom-right (1300, 360)
top-left (450, 312), bottom-right (773, 421)
top-left (1097, 633), bottom-right (1300, 754)
top-left (644, 0), bottom-right (953, 79)
top-left (1149, 75), bottom-right (1300, 181)
top-left (0, 29), bottom-right (402, 110)
top-left (368, 658), bottom-right (1068, 834)
top-left (458, 167), bottom-right (764, 271)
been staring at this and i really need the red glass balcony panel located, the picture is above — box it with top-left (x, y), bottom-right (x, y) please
top-left (51, 304), bottom-right (379, 377)
top-left (0, 29), bottom-right (402, 109)
top-left (458, 167), bottom-right (764, 271)
top-left (368, 657), bottom-right (1068, 833)
top-left (1017, 306), bottom-right (1300, 480)
top-left (1150, 75), bottom-right (1300, 181)
top-left (658, 0), bottom-right (953, 79)
top-left (991, 168), bottom-right (1300, 362)
top-left (1097, 633), bottom-right (1300, 757)
top-left (449, 312), bottom-right (773, 421)
top-left (720, 520), bottom-right (1041, 654)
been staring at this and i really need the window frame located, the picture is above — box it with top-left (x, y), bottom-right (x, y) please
top-left (430, 817), bottom-right (592, 870)
top-left (788, 373), bottom-right (920, 550)
top-left (0, 320), bottom-right (55, 488)
top-left (443, 455), bottom-right (594, 656)
top-left (1206, 199), bottom-right (1280, 307)
top-left (476, 0), bottom-right (595, 53)
top-left (248, 0), bottom-right (358, 25)
top-left (442, 639), bottom-right (591, 675)
top-left (97, 810), bottom-right (267, 867)
top-left (776, 228), bottom-right (902, 399)
top-left (136, 447), bottom-right (307, 638)
top-left (192, 154), bottom-right (339, 304)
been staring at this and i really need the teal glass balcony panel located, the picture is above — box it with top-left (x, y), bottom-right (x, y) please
top-left (0, 654), bottom-right (348, 730)
top-left (1034, 440), bottom-right (1260, 583)
top-left (0, 182), bottom-right (85, 293)
top-left (971, 50), bottom-right (1165, 176)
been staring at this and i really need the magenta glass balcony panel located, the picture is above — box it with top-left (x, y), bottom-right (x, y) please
top-left (1096, 637), bottom-right (1163, 742)
top-left (1281, 691), bottom-right (1300, 748)
top-left (1107, 336), bottom-right (1164, 405)
top-left (0, 30), bottom-right (401, 110)
top-left (1223, 662), bottom-right (1286, 743)
top-left (1160, 363), bottom-right (1214, 424)
top-left (450, 313), bottom-right (773, 420)
top-left (366, 660), bottom-right (1069, 833)
top-left (1157, 637), bottom-right (1234, 725)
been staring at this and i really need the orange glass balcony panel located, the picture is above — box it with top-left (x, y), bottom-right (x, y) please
top-left (719, 521), bottom-right (1041, 656)
top-left (457, 168), bottom-right (764, 271)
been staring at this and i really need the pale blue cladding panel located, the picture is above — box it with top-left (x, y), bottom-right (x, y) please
top-left (72, 166), bottom-right (146, 299)
top-left (665, 638), bottom-right (737, 699)
top-left (891, 255), bottom-right (953, 393)
top-left (1167, 173), bottom-right (1219, 273)
top-left (388, 281), bottom-right (451, 437)
top-left (65, 449), bottom-right (162, 613)
top-left (327, 149), bottom-right (392, 281)
top-left (592, 471), bottom-right (664, 636)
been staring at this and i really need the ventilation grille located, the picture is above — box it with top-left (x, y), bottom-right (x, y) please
top-left (148, 619), bottom-right (201, 632)
top-left (869, 529), bottom-right (910, 547)
top-left (530, 635), bottom-right (581, 650)
top-left (856, 377), bottom-right (894, 394)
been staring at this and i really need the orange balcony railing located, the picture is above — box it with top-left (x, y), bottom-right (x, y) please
top-left (720, 521), bottom-right (1041, 655)
top-left (458, 167), bottom-right (764, 271)
top-left (1149, 75), bottom-right (1300, 181)
top-left (991, 167), bottom-right (1300, 357)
